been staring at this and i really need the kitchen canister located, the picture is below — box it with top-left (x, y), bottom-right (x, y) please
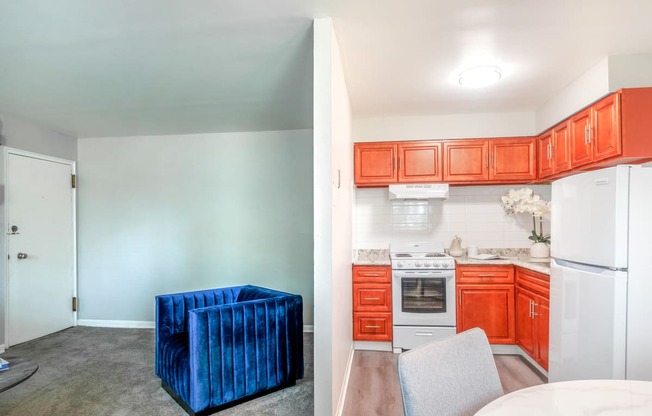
top-left (449, 236), bottom-right (464, 257)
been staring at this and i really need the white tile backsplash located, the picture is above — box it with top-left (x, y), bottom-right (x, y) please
top-left (353, 184), bottom-right (552, 250)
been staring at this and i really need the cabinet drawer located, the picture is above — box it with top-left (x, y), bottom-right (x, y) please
top-left (353, 265), bottom-right (392, 283)
top-left (353, 313), bottom-right (392, 341)
top-left (353, 283), bottom-right (392, 312)
top-left (456, 265), bottom-right (514, 284)
top-left (515, 267), bottom-right (549, 298)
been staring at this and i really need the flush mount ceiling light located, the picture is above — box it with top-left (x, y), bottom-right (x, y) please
top-left (458, 66), bottom-right (502, 88)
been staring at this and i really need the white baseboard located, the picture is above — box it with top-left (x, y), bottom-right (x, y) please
top-left (490, 344), bottom-right (521, 354)
top-left (0, 344), bottom-right (5, 354)
top-left (303, 325), bottom-right (314, 333)
top-left (77, 319), bottom-right (155, 329)
top-left (491, 344), bottom-right (548, 379)
top-left (353, 341), bottom-right (393, 352)
top-left (336, 344), bottom-right (355, 416)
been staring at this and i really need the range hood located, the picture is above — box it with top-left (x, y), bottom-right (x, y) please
top-left (388, 183), bottom-right (449, 200)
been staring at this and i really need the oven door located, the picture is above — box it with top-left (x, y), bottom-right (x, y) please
top-left (392, 269), bottom-right (456, 327)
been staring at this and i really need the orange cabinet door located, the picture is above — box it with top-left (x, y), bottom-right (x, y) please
top-left (592, 93), bottom-right (621, 162)
top-left (456, 265), bottom-right (514, 285)
top-left (570, 108), bottom-right (592, 168)
top-left (552, 120), bottom-right (572, 174)
top-left (353, 312), bottom-right (392, 341)
top-left (535, 297), bottom-right (549, 370)
top-left (515, 289), bottom-right (535, 357)
top-left (443, 140), bottom-right (489, 182)
top-left (489, 138), bottom-right (537, 182)
top-left (352, 265), bottom-right (392, 283)
top-left (538, 129), bottom-right (554, 179)
top-left (354, 142), bottom-right (397, 185)
top-left (397, 141), bottom-right (443, 182)
top-left (353, 283), bottom-right (392, 312)
top-left (456, 285), bottom-right (515, 344)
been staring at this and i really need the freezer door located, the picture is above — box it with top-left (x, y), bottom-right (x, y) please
top-left (549, 259), bottom-right (627, 382)
top-left (551, 166), bottom-right (629, 269)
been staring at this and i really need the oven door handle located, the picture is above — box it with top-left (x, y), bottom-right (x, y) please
top-left (392, 271), bottom-right (455, 278)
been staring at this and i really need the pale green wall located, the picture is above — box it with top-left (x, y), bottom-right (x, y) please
top-left (77, 129), bottom-right (314, 325)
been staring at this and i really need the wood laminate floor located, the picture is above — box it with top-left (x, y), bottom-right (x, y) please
top-left (342, 352), bottom-right (546, 416)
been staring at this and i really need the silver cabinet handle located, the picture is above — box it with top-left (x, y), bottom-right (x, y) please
top-left (365, 325), bottom-right (381, 329)
top-left (533, 302), bottom-right (539, 317)
top-left (529, 300), bottom-right (533, 319)
top-left (364, 297), bottom-right (380, 301)
top-left (17, 252), bottom-right (28, 260)
top-left (585, 123), bottom-right (591, 145)
top-left (479, 274), bottom-right (495, 277)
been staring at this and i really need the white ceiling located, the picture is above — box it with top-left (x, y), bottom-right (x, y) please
top-left (2, 0), bottom-right (652, 138)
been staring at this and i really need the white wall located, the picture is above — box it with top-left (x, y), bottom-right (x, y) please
top-left (536, 58), bottom-right (610, 133)
top-left (0, 114), bottom-right (77, 347)
top-left (608, 53), bottom-right (652, 90)
top-left (355, 185), bottom-right (551, 250)
top-left (76, 130), bottom-right (314, 325)
top-left (354, 112), bottom-right (535, 142)
top-left (313, 17), bottom-right (354, 416)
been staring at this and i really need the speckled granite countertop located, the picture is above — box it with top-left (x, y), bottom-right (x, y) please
top-left (353, 248), bottom-right (550, 274)
top-left (353, 249), bottom-right (391, 266)
top-left (454, 255), bottom-right (550, 275)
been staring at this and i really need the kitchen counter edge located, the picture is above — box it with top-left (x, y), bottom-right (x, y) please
top-left (353, 250), bottom-right (550, 275)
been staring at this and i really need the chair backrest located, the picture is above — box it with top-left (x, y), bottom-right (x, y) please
top-left (397, 328), bottom-right (504, 416)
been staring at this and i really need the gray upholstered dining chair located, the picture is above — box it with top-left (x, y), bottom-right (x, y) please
top-left (397, 328), bottom-right (504, 416)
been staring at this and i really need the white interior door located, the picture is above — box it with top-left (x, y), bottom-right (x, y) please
top-left (6, 150), bottom-right (76, 347)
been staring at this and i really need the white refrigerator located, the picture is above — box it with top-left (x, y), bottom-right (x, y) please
top-left (550, 165), bottom-right (652, 382)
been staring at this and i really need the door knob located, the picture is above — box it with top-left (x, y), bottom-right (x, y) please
top-left (17, 252), bottom-right (28, 260)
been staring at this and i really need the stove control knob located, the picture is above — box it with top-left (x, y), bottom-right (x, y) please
top-left (424, 261), bottom-right (432, 267)
top-left (415, 262), bottom-right (422, 267)
top-left (396, 261), bottom-right (404, 268)
top-left (433, 261), bottom-right (441, 268)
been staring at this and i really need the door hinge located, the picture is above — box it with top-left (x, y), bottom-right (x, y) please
top-left (71, 174), bottom-right (76, 188)
top-left (72, 297), bottom-right (78, 312)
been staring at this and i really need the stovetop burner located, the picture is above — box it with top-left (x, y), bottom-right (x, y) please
top-left (389, 242), bottom-right (455, 270)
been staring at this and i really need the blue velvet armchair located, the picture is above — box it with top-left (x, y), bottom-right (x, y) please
top-left (155, 285), bottom-right (304, 415)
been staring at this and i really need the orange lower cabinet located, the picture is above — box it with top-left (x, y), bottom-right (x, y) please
top-left (353, 313), bottom-right (392, 341)
top-left (456, 284), bottom-right (516, 344)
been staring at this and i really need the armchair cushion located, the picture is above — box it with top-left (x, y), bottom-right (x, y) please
top-left (155, 285), bottom-right (303, 414)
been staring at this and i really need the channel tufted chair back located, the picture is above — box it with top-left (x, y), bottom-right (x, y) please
top-left (155, 285), bottom-right (304, 415)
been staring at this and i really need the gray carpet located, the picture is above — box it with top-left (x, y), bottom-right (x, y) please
top-left (0, 327), bottom-right (314, 416)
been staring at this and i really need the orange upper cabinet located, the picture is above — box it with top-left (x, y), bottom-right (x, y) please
top-left (354, 142), bottom-right (398, 185)
top-left (354, 141), bottom-right (443, 186)
top-left (443, 140), bottom-right (489, 182)
top-left (539, 121), bottom-right (571, 180)
top-left (397, 141), bottom-right (443, 182)
top-left (552, 121), bottom-right (572, 175)
top-left (570, 107), bottom-right (593, 168)
top-left (443, 138), bottom-right (535, 183)
top-left (592, 93), bottom-right (621, 162)
top-left (571, 93), bottom-right (622, 169)
top-left (538, 129), bottom-right (554, 179)
top-left (489, 137), bottom-right (537, 182)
